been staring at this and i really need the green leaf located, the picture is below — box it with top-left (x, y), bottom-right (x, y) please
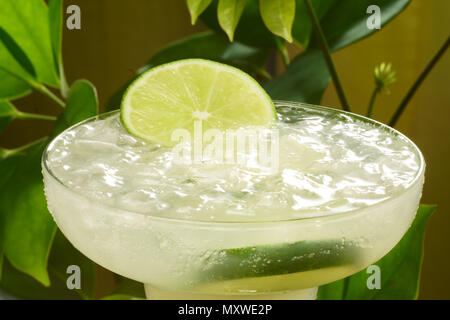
top-left (0, 155), bottom-right (23, 195)
top-left (46, 231), bottom-right (96, 299)
top-left (317, 204), bottom-right (436, 300)
top-left (259, 0), bottom-right (296, 42)
top-left (53, 80), bottom-right (99, 135)
top-left (201, 0), bottom-right (277, 48)
top-left (48, 0), bottom-right (63, 77)
top-left (48, 0), bottom-right (69, 98)
top-left (0, 80), bottom-right (98, 286)
top-left (315, 0), bottom-right (410, 52)
top-left (264, 49), bottom-right (331, 104)
top-left (0, 28), bottom-right (37, 85)
top-left (187, 0), bottom-right (213, 24)
top-left (268, 0), bottom-right (409, 106)
top-left (275, 37), bottom-right (290, 66)
top-left (106, 31), bottom-right (269, 111)
top-left (0, 69), bottom-right (31, 101)
top-left (0, 153), bottom-right (25, 277)
top-left (0, 0), bottom-right (59, 86)
top-left (0, 141), bottom-right (56, 286)
top-left (218, 0), bottom-right (247, 41)
top-left (0, 27), bottom-right (36, 78)
top-left (0, 231), bottom-right (96, 300)
top-left (292, 0), bottom-right (336, 47)
top-left (146, 32), bottom-right (268, 69)
top-left (109, 275), bottom-right (146, 300)
top-left (0, 101), bottom-right (17, 132)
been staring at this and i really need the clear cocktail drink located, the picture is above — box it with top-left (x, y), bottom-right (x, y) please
top-left (42, 102), bottom-right (424, 299)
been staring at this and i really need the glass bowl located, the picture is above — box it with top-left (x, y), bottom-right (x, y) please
top-left (42, 101), bottom-right (425, 299)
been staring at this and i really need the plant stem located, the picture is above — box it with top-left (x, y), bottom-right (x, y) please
top-left (16, 111), bottom-right (57, 121)
top-left (1, 137), bottom-right (47, 159)
top-left (59, 60), bottom-right (70, 99)
top-left (304, 0), bottom-right (350, 112)
top-left (389, 36), bottom-right (450, 127)
top-left (366, 84), bottom-right (381, 118)
top-left (34, 83), bottom-right (66, 108)
top-left (279, 47), bottom-right (290, 68)
top-left (253, 66), bottom-right (272, 80)
top-left (266, 51), bottom-right (278, 78)
top-left (0, 67), bottom-right (66, 108)
top-left (8, 102), bottom-right (57, 121)
top-left (276, 38), bottom-right (290, 68)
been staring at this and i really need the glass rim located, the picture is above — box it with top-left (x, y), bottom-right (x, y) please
top-left (42, 100), bottom-right (426, 225)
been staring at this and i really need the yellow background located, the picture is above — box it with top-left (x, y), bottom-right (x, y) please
top-left (1, 0), bottom-right (448, 299)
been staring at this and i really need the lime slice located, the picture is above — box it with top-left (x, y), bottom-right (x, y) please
top-left (197, 239), bottom-right (361, 286)
top-left (121, 59), bottom-right (276, 145)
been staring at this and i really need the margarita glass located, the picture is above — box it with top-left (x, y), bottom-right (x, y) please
top-left (42, 102), bottom-right (425, 300)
